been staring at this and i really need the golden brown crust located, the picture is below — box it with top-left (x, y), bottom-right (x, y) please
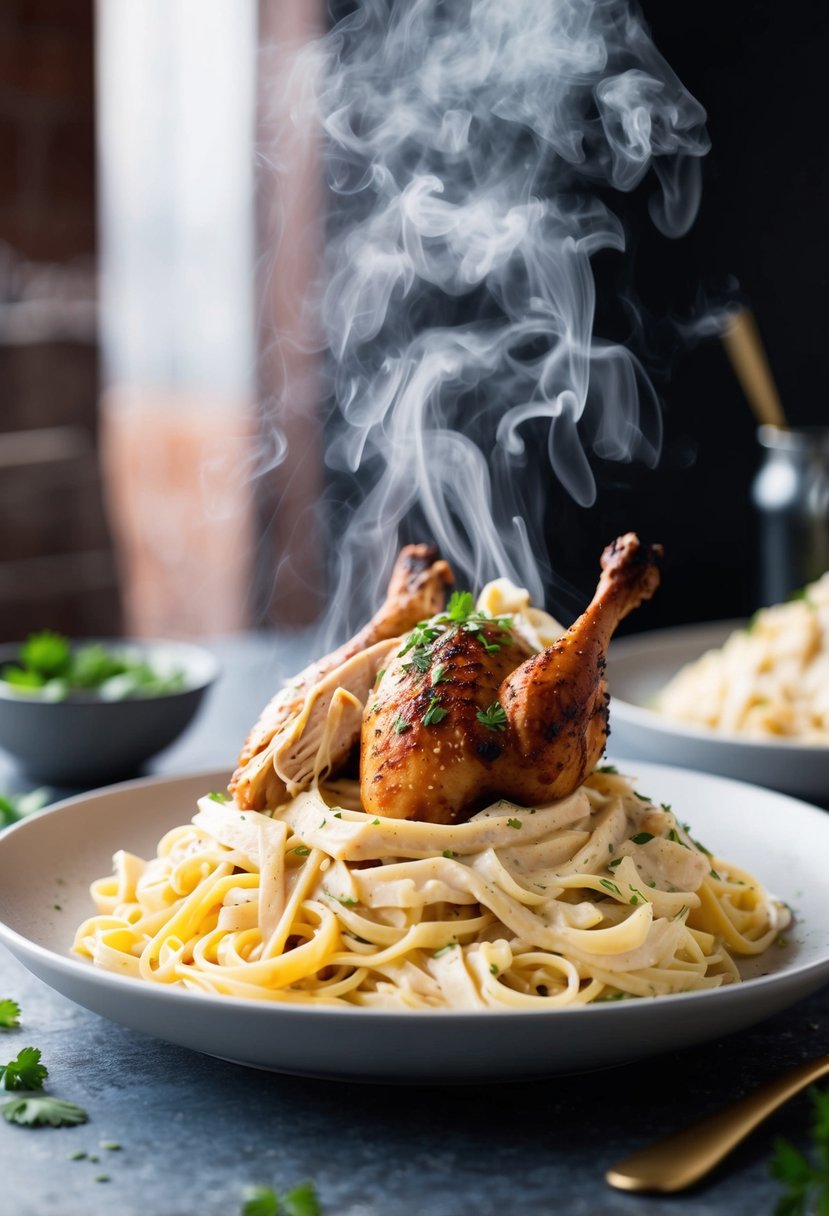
top-left (359, 533), bottom-right (662, 822)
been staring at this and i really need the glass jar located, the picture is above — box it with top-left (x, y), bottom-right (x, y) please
top-left (751, 425), bottom-right (829, 606)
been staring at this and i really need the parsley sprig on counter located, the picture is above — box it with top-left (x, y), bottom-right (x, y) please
top-left (241, 1180), bottom-right (323, 1216)
top-left (1, 630), bottom-right (186, 702)
top-left (770, 1086), bottom-right (829, 1214)
top-left (0, 1000), bottom-right (89, 1129)
top-left (0, 999), bottom-right (21, 1029)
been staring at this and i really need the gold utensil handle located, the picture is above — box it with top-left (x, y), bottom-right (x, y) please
top-left (721, 308), bottom-right (787, 428)
top-left (606, 1054), bottom-right (829, 1193)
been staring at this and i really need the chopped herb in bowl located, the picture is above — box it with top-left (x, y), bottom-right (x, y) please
top-left (1, 632), bottom-right (187, 702)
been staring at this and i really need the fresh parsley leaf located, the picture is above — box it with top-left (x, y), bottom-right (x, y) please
top-left (431, 663), bottom-right (448, 685)
top-left (0, 1000), bottom-right (21, 1030)
top-left (207, 791), bottom-right (230, 803)
top-left (393, 716), bottom-right (410, 735)
top-left (422, 698), bottom-right (448, 726)
top-left (1, 1046), bottom-right (48, 1091)
top-left (283, 1181), bottom-right (323, 1216)
top-left (1, 1095), bottom-right (88, 1128)
top-left (446, 591), bottom-right (474, 622)
top-left (770, 1087), bottom-right (829, 1215)
top-left (241, 1187), bottom-right (279, 1216)
top-left (599, 879), bottom-right (621, 897)
top-left (630, 832), bottom-right (654, 845)
top-left (506, 817), bottom-right (522, 830)
top-left (476, 701), bottom-right (507, 732)
top-left (594, 764), bottom-right (618, 774)
top-left (18, 631), bottom-right (71, 679)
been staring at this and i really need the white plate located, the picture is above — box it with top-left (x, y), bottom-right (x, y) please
top-left (1, 764), bottom-right (828, 1083)
top-left (608, 621), bottom-right (829, 803)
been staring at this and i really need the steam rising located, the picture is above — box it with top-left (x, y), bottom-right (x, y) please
top-left (286, 0), bottom-right (708, 631)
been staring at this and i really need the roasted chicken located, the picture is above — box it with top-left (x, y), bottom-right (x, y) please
top-left (361, 533), bottom-right (662, 823)
top-left (230, 543), bottom-right (453, 809)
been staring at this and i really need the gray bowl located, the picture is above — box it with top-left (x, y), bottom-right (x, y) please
top-left (0, 638), bottom-right (220, 787)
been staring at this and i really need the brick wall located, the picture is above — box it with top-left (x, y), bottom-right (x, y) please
top-left (0, 1), bottom-right (121, 643)
top-left (0, 0), bottom-right (96, 260)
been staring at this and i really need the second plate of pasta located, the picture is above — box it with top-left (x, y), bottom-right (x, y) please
top-left (608, 622), bottom-right (829, 802)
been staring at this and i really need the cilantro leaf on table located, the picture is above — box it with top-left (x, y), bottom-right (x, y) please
top-left (1, 1096), bottom-right (88, 1128)
top-left (242, 1188), bottom-right (279, 1216)
top-left (0, 999), bottom-right (21, 1029)
top-left (282, 1182), bottom-right (323, 1216)
top-left (0, 1046), bottom-right (48, 1091)
top-left (241, 1182), bottom-right (323, 1216)
top-left (770, 1086), bottom-right (829, 1215)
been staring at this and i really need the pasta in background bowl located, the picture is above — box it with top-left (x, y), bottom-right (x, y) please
top-left (608, 616), bottom-right (829, 803)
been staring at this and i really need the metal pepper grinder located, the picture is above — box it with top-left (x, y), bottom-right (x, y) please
top-left (751, 425), bottom-right (829, 606)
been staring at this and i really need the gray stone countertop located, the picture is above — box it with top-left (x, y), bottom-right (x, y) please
top-left (0, 632), bottom-right (827, 1216)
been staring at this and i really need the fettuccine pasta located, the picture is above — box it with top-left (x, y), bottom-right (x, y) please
top-left (657, 573), bottom-right (829, 740)
top-left (73, 769), bottom-right (788, 1008)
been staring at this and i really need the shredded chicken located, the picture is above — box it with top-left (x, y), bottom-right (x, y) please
top-left (230, 544), bottom-right (453, 809)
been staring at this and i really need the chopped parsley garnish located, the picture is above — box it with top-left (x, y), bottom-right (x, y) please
top-left (489, 963), bottom-right (499, 975)
top-left (0, 999), bottom-right (21, 1030)
top-left (476, 701), bottom-right (507, 732)
top-left (432, 942), bottom-right (457, 958)
top-left (633, 791), bottom-right (651, 802)
top-left (1, 630), bottom-right (186, 701)
top-left (607, 858), bottom-right (622, 869)
top-left (422, 698), bottom-right (448, 726)
top-left (371, 818), bottom-right (380, 826)
top-left (397, 597), bottom-right (514, 679)
top-left (447, 590), bottom-right (474, 621)
top-left (207, 791), bottom-right (230, 803)
top-left (430, 663), bottom-right (449, 685)
top-left (292, 846), bottom-right (311, 857)
top-left (442, 850), bottom-right (457, 859)
top-left (1, 1096), bottom-right (88, 1128)
top-left (324, 890), bottom-right (356, 907)
top-left (595, 764), bottom-right (618, 774)
top-left (402, 651), bottom-right (431, 675)
top-left (0, 1046), bottom-right (47, 1091)
top-left (506, 817), bottom-right (522, 830)
top-left (628, 886), bottom-right (646, 906)
top-left (630, 832), bottom-right (655, 845)
top-left (599, 879), bottom-right (621, 897)
top-left (393, 717), bottom-right (410, 735)
top-left (709, 868), bottom-right (722, 881)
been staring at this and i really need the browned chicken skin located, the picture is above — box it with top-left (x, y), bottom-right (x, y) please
top-left (360, 533), bottom-right (662, 823)
top-left (230, 544), bottom-right (453, 808)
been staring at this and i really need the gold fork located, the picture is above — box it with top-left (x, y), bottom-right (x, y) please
top-left (606, 1054), bottom-right (829, 1193)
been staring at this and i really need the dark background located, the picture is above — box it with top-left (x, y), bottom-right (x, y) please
top-left (559, 0), bottom-right (829, 634)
